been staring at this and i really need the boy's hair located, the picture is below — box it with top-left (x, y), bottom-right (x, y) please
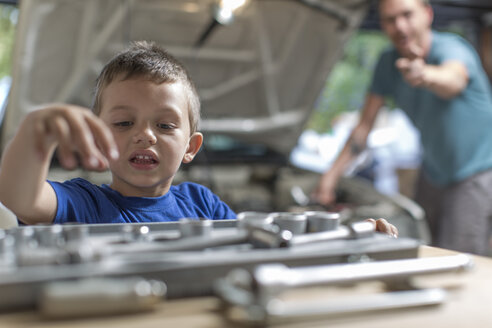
top-left (92, 41), bottom-right (200, 134)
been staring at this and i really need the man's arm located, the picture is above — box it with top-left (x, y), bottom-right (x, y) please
top-left (313, 93), bottom-right (385, 205)
top-left (396, 55), bottom-right (469, 99)
top-left (0, 104), bottom-right (118, 224)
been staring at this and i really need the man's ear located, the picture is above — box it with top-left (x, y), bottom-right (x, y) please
top-left (182, 132), bottom-right (203, 163)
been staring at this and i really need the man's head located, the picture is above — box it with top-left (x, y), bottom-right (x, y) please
top-left (378, 0), bottom-right (434, 58)
top-left (93, 41), bottom-right (200, 134)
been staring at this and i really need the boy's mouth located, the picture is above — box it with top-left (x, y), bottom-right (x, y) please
top-left (131, 154), bottom-right (158, 164)
top-left (129, 151), bottom-right (159, 169)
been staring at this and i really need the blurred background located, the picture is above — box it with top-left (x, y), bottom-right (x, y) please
top-left (0, 1), bottom-right (490, 241)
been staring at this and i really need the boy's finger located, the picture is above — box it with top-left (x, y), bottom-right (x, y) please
top-left (33, 119), bottom-right (50, 160)
top-left (60, 110), bottom-right (106, 170)
top-left (365, 218), bottom-right (397, 237)
top-left (47, 104), bottom-right (114, 171)
top-left (391, 224), bottom-right (399, 237)
top-left (365, 218), bottom-right (376, 225)
top-left (378, 218), bottom-right (398, 238)
top-left (376, 218), bottom-right (389, 231)
top-left (48, 116), bottom-right (77, 169)
top-left (85, 115), bottom-right (119, 161)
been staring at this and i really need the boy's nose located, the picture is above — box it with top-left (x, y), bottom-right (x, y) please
top-left (133, 126), bottom-right (157, 145)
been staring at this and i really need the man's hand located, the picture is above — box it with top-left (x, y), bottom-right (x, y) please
top-left (395, 43), bottom-right (428, 88)
top-left (313, 95), bottom-right (383, 207)
top-left (312, 171), bottom-right (338, 206)
top-left (396, 56), bottom-right (428, 87)
top-left (395, 43), bottom-right (468, 99)
top-left (366, 218), bottom-right (398, 238)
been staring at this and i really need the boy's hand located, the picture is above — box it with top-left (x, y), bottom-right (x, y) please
top-left (365, 218), bottom-right (398, 238)
top-left (0, 104), bottom-right (119, 224)
top-left (32, 104), bottom-right (119, 170)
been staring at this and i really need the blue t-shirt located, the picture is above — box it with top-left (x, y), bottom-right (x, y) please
top-left (370, 31), bottom-right (492, 186)
top-left (48, 178), bottom-right (237, 224)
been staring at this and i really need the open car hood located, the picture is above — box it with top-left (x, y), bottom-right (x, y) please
top-left (2, 0), bottom-right (369, 157)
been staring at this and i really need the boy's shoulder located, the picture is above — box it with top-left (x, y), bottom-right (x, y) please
top-left (170, 181), bottom-right (214, 197)
top-left (170, 181), bottom-right (224, 206)
top-left (49, 177), bottom-right (100, 190)
top-left (48, 177), bottom-right (111, 201)
top-left (170, 181), bottom-right (236, 220)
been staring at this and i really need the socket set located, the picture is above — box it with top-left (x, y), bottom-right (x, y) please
top-left (0, 211), bottom-right (470, 322)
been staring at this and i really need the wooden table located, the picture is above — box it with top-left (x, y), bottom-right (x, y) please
top-left (1, 246), bottom-right (491, 328)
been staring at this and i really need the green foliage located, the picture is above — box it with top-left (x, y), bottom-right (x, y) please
top-left (0, 4), bottom-right (16, 79)
top-left (306, 31), bottom-right (390, 133)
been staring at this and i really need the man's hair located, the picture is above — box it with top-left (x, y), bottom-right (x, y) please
top-left (92, 41), bottom-right (200, 134)
top-left (379, 0), bottom-right (430, 6)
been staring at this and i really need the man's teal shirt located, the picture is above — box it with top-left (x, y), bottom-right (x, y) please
top-left (370, 31), bottom-right (492, 186)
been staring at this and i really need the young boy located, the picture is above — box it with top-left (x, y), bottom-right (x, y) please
top-left (0, 41), bottom-right (398, 236)
top-left (0, 41), bottom-right (236, 224)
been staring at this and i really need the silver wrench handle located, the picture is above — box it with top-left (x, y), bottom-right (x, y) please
top-left (289, 221), bottom-right (374, 246)
top-left (255, 254), bottom-right (473, 289)
top-left (266, 288), bottom-right (446, 320)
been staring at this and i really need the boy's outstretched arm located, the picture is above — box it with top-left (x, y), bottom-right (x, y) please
top-left (0, 104), bottom-right (118, 224)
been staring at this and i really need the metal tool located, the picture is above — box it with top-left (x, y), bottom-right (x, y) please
top-left (179, 218), bottom-right (213, 238)
top-left (0, 219), bottom-right (421, 311)
top-left (252, 254), bottom-right (472, 289)
top-left (236, 211), bottom-right (273, 228)
top-left (305, 211), bottom-right (340, 232)
top-left (288, 221), bottom-right (374, 247)
top-left (2, 219), bottom-right (378, 268)
top-left (290, 186), bottom-right (315, 207)
top-left (270, 212), bottom-right (308, 235)
top-left (216, 254), bottom-right (473, 323)
top-left (39, 277), bottom-right (167, 318)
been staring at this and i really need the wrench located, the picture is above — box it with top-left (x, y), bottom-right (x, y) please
top-left (216, 254), bottom-right (473, 323)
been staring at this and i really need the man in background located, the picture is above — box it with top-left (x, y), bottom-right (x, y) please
top-left (314, 0), bottom-right (492, 255)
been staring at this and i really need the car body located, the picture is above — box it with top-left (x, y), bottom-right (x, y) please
top-left (1, 0), bottom-right (491, 239)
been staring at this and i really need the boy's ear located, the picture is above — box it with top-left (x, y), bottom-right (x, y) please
top-left (182, 132), bottom-right (203, 163)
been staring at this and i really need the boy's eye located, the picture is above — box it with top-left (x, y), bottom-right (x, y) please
top-left (114, 121), bottom-right (133, 127)
top-left (158, 123), bottom-right (174, 130)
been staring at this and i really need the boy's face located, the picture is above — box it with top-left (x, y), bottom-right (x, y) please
top-left (98, 77), bottom-right (203, 197)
